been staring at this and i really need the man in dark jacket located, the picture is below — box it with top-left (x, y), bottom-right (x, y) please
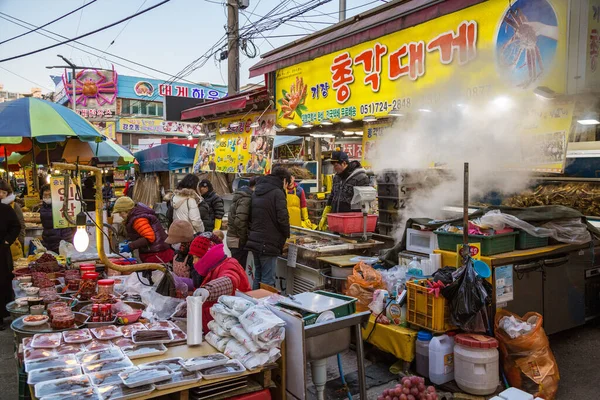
top-left (226, 178), bottom-right (256, 266)
top-left (319, 151), bottom-right (370, 231)
top-left (246, 168), bottom-right (291, 289)
top-left (39, 184), bottom-right (76, 253)
top-left (199, 179), bottom-right (225, 232)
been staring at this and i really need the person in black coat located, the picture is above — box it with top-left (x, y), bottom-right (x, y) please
top-left (0, 202), bottom-right (22, 329)
top-left (82, 176), bottom-right (96, 212)
top-left (245, 168), bottom-right (291, 289)
top-left (39, 185), bottom-right (76, 253)
top-left (198, 179), bottom-right (225, 232)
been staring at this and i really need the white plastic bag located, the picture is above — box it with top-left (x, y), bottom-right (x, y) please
top-left (224, 338), bottom-right (251, 360)
top-left (218, 296), bottom-right (254, 317)
top-left (209, 305), bottom-right (239, 332)
top-left (187, 296), bottom-right (203, 345)
top-left (368, 289), bottom-right (388, 315)
top-left (240, 347), bottom-right (281, 370)
top-left (140, 288), bottom-right (184, 320)
top-left (480, 210), bottom-right (554, 238)
top-left (208, 320), bottom-right (232, 337)
top-left (239, 305), bottom-right (285, 350)
top-left (205, 331), bottom-right (232, 352)
top-left (380, 266), bottom-right (406, 293)
top-left (230, 325), bottom-right (260, 353)
top-left (542, 218), bottom-right (592, 244)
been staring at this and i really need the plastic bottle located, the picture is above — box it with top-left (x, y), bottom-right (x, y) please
top-left (408, 257), bottom-right (423, 276)
top-left (415, 330), bottom-right (433, 378)
top-left (386, 296), bottom-right (402, 325)
top-left (429, 334), bottom-right (454, 385)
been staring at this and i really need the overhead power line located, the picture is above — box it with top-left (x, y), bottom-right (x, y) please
top-left (0, 0), bottom-right (171, 63)
top-left (0, 0), bottom-right (97, 46)
top-left (0, 65), bottom-right (54, 91)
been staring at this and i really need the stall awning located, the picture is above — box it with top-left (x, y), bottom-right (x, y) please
top-left (181, 87), bottom-right (269, 121)
top-left (134, 143), bottom-right (196, 173)
top-left (249, 0), bottom-right (484, 78)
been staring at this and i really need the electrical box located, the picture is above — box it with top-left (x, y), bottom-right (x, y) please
top-left (238, 0), bottom-right (249, 9)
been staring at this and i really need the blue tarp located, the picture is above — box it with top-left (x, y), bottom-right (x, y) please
top-left (134, 143), bottom-right (196, 173)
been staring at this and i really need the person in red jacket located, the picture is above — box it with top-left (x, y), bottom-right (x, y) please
top-left (189, 238), bottom-right (251, 333)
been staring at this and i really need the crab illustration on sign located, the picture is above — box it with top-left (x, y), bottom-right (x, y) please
top-left (63, 66), bottom-right (118, 106)
top-left (496, 0), bottom-right (559, 89)
top-left (278, 76), bottom-right (308, 119)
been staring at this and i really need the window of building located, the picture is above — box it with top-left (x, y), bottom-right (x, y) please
top-left (121, 99), bottom-right (162, 117)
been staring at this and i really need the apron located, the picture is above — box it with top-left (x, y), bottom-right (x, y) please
top-left (286, 188), bottom-right (302, 227)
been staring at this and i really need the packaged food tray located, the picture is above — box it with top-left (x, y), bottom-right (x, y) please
top-left (27, 366), bottom-right (83, 385)
top-left (327, 212), bottom-right (378, 235)
top-left (154, 370), bottom-right (201, 390)
top-left (179, 353), bottom-right (229, 371)
top-left (516, 230), bottom-right (549, 250)
top-left (198, 359), bottom-right (246, 380)
top-left (35, 374), bottom-right (91, 398)
top-left (119, 366), bottom-right (171, 388)
top-left (435, 230), bottom-right (518, 256)
top-left (406, 279), bottom-right (454, 333)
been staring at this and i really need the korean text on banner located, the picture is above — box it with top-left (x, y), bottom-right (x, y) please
top-left (24, 166), bottom-right (36, 195)
top-left (50, 176), bottom-right (81, 229)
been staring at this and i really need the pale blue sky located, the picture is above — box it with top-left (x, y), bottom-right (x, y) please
top-left (0, 0), bottom-right (383, 94)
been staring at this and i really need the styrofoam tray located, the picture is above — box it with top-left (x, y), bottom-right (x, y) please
top-left (198, 359), bottom-right (246, 380)
top-left (40, 387), bottom-right (101, 400)
top-left (31, 333), bottom-right (63, 349)
top-left (24, 348), bottom-right (57, 362)
top-left (62, 328), bottom-right (93, 344)
top-left (76, 347), bottom-right (124, 364)
top-left (154, 370), bottom-right (201, 390)
top-left (139, 357), bottom-right (183, 372)
top-left (85, 340), bottom-right (114, 352)
top-left (25, 355), bottom-right (79, 373)
top-left (88, 367), bottom-right (138, 386)
top-left (179, 353), bottom-right (229, 372)
top-left (27, 365), bottom-right (83, 385)
top-left (96, 383), bottom-right (155, 400)
top-left (34, 374), bottom-right (91, 398)
top-left (82, 357), bottom-right (134, 374)
top-left (119, 366), bottom-right (172, 388)
top-left (90, 325), bottom-right (123, 340)
top-left (131, 329), bottom-right (174, 345)
top-left (121, 344), bottom-right (168, 360)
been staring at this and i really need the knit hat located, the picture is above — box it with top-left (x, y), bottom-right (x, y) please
top-left (198, 231), bottom-right (223, 245)
top-left (113, 196), bottom-right (135, 213)
top-left (189, 235), bottom-right (214, 258)
top-left (165, 220), bottom-right (195, 244)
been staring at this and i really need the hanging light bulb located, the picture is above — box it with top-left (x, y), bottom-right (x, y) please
top-left (73, 212), bottom-right (89, 252)
top-left (46, 175), bottom-right (51, 184)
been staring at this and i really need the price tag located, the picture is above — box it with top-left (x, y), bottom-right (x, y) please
top-left (287, 245), bottom-right (298, 268)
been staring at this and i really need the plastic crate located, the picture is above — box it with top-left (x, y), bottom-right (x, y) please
top-left (327, 213), bottom-right (378, 235)
top-left (435, 231), bottom-right (518, 256)
top-left (406, 279), bottom-right (452, 333)
top-left (516, 231), bottom-right (549, 250)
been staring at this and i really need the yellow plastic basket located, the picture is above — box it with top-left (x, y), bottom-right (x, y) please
top-left (406, 279), bottom-right (452, 333)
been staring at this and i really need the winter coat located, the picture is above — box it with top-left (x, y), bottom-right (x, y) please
top-left (40, 202), bottom-right (75, 253)
top-left (199, 190), bottom-right (224, 232)
top-left (2, 194), bottom-right (25, 245)
top-left (102, 185), bottom-right (113, 200)
top-left (82, 186), bottom-right (96, 212)
top-left (245, 175), bottom-right (290, 256)
top-left (328, 161), bottom-right (370, 213)
top-left (226, 186), bottom-right (253, 248)
top-left (125, 204), bottom-right (170, 254)
top-left (169, 189), bottom-right (204, 233)
top-left (0, 203), bottom-right (21, 318)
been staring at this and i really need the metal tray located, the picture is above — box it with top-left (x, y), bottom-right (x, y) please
top-left (277, 292), bottom-right (353, 314)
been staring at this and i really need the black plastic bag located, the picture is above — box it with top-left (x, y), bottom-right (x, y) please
top-left (433, 266), bottom-right (455, 285)
top-left (156, 270), bottom-right (177, 298)
top-left (441, 257), bottom-right (489, 329)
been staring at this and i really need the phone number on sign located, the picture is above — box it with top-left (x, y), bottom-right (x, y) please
top-left (360, 98), bottom-right (411, 115)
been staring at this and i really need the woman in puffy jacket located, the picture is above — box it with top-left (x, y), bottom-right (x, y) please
top-left (166, 174), bottom-right (204, 233)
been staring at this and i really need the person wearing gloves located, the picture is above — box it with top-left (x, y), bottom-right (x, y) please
top-left (0, 179), bottom-right (25, 259)
top-left (246, 167), bottom-right (291, 289)
top-left (113, 196), bottom-right (174, 264)
top-left (226, 178), bottom-right (256, 266)
top-left (318, 150), bottom-right (370, 231)
top-left (198, 179), bottom-right (224, 232)
top-left (190, 239), bottom-right (251, 333)
top-left (286, 175), bottom-right (316, 229)
top-left (39, 184), bottom-right (75, 253)
top-left (165, 174), bottom-right (205, 233)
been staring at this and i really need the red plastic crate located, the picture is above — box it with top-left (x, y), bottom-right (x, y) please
top-left (228, 389), bottom-right (271, 400)
top-left (327, 212), bottom-right (378, 234)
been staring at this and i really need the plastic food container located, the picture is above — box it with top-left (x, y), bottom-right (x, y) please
top-left (131, 329), bottom-right (173, 345)
top-left (170, 328), bottom-right (187, 343)
top-left (96, 383), bottom-right (155, 400)
top-left (79, 264), bottom-right (96, 276)
top-left (80, 272), bottom-right (99, 300)
top-left (154, 370), bottom-right (201, 390)
top-left (119, 366), bottom-right (172, 388)
top-left (116, 310), bottom-right (143, 325)
top-left (77, 348), bottom-right (124, 364)
top-left (25, 355), bottom-right (78, 373)
top-left (85, 340), bottom-right (114, 352)
top-left (34, 374), bottom-right (91, 398)
top-left (198, 359), bottom-right (246, 380)
top-left (91, 325), bottom-right (123, 340)
top-left (40, 387), bottom-right (101, 400)
top-left (88, 367), bottom-right (139, 387)
top-left (121, 344), bottom-right (168, 360)
top-left (51, 313), bottom-right (75, 330)
top-left (55, 345), bottom-right (85, 356)
top-left (25, 348), bottom-right (57, 362)
top-left (179, 353), bottom-right (230, 372)
top-left (31, 333), bottom-right (63, 349)
top-left (139, 357), bottom-right (183, 372)
top-left (112, 338), bottom-right (135, 348)
top-left (82, 357), bottom-right (134, 374)
top-left (416, 330), bottom-right (432, 378)
top-left (145, 320), bottom-right (177, 330)
top-left (98, 279), bottom-right (115, 296)
top-left (63, 329), bottom-right (92, 344)
top-left (27, 365), bottom-right (83, 385)
top-left (454, 334), bottom-right (499, 395)
top-left (118, 322), bottom-right (146, 338)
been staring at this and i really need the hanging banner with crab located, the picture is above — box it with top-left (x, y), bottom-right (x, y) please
top-left (62, 67), bottom-right (118, 121)
top-left (275, 0), bottom-right (568, 126)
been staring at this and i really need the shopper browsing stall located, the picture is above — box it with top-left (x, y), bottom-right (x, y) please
top-left (166, 220), bottom-right (196, 284)
top-left (0, 179), bottom-right (25, 259)
top-left (39, 184), bottom-right (75, 253)
top-left (199, 179), bottom-right (224, 231)
top-left (246, 167), bottom-right (291, 289)
top-left (319, 151), bottom-right (370, 230)
top-left (113, 196), bottom-right (174, 264)
top-left (227, 178), bottom-right (256, 266)
top-left (166, 174), bottom-right (204, 233)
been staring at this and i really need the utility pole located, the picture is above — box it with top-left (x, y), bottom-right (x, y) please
top-left (227, 0), bottom-right (240, 95)
top-left (339, 0), bottom-right (346, 22)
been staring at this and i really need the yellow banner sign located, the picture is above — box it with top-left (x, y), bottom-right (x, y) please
top-left (193, 113), bottom-right (276, 174)
top-left (24, 166), bottom-right (36, 195)
top-left (276, 0), bottom-right (568, 126)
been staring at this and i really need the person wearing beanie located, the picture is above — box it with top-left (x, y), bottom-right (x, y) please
top-left (198, 179), bottom-right (224, 231)
top-left (114, 196), bottom-right (174, 264)
top-left (318, 150), bottom-right (370, 231)
top-left (166, 220), bottom-right (195, 281)
top-left (191, 243), bottom-right (251, 333)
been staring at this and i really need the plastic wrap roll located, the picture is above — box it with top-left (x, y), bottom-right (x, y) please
top-left (187, 296), bottom-right (203, 345)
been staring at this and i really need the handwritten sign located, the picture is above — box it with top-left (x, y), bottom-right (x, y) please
top-left (50, 176), bottom-right (81, 229)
